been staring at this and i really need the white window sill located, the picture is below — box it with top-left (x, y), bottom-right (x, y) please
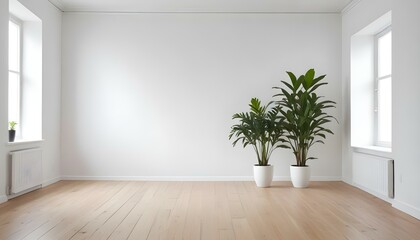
top-left (6, 139), bottom-right (44, 146)
top-left (352, 145), bottom-right (392, 159)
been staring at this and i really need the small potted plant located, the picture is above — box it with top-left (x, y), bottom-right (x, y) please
top-left (9, 121), bottom-right (17, 142)
top-left (229, 98), bottom-right (287, 187)
top-left (273, 69), bottom-right (337, 188)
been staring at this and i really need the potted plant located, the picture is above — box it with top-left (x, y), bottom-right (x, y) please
top-left (273, 69), bottom-right (337, 188)
top-left (9, 121), bottom-right (17, 142)
top-left (229, 98), bottom-right (287, 187)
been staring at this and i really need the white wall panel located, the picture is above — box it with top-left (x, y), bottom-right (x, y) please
top-left (61, 13), bottom-right (342, 179)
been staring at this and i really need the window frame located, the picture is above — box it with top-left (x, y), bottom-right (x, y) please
top-left (8, 15), bottom-right (23, 138)
top-left (374, 26), bottom-right (392, 148)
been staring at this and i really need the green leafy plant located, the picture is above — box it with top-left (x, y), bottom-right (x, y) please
top-left (273, 69), bottom-right (337, 166)
top-left (229, 98), bottom-right (288, 166)
top-left (9, 121), bottom-right (17, 131)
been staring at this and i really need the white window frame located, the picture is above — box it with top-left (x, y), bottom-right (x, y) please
top-left (374, 26), bottom-right (392, 148)
top-left (8, 15), bottom-right (23, 137)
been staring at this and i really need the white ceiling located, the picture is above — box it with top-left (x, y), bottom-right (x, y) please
top-left (50, 0), bottom-right (354, 13)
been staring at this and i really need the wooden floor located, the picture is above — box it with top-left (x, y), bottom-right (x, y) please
top-left (0, 181), bottom-right (419, 240)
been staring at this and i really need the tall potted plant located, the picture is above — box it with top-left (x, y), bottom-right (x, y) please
top-left (273, 69), bottom-right (337, 188)
top-left (9, 121), bottom-right (17, 142)
top-left (229, 98), bottom-right (287, 187)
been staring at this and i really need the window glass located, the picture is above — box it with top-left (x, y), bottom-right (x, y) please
top-left (378, 77), bottom-right (392, 143)
top-left (378, 31), bottom-right (392, 77)
top-left (8, 71), bottom-right (20, 123)
top-left (9, 21), bottom-right (20, 72)
top-left (9, 20), bottom-right (21, 127)
top-left (376, 29), bottom-right (392, 147)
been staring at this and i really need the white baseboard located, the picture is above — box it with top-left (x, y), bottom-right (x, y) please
top-left (277, 176), bottom-right (342, 181)
top-left (7, 185), bottom-right (42, 200)
top-left (0, 195), bottom-right (8, 204)
top-left (341, 177), bottom-right (352, 185)
top-left (62, 176), bottom-right (253, 181)
top-left (42, 176), bottom-right (62, 187)
top-left (393, 200), bottom-right (420, 220)
top-left (61, 175), bottom-right (342, 181)
top-left (2, 177), bottom-right (60, 202)
top-left (351, 182), bottom-right (394, 204)
top-left (317, 176), bottom-right (342, 181)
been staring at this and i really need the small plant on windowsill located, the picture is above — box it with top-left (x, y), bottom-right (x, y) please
top-left (9, 121), bottom-right (17, 142)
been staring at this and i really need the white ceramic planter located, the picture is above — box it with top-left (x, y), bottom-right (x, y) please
top-left (290, 165), bottom-right (311, 188)
top-left (253, 165), bottom-right (274, 188)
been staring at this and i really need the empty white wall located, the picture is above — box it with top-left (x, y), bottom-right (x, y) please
top-left (392, 0), bottom-right (420, 219)
top-left (0, 0), bottom-right (61, 203)
top-left (61, 13), bottom-right (342, 180)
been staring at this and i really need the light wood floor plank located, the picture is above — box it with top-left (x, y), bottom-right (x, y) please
top-left (107, 182), bottom-right (161, 240)
top-left (200, 182), bottom-right (218, 240)
top-left (126, 182), bottom-right (170, 240)
top-left (39, 181), bottom-right (130, 240)
top-left (87, 182), bottom-right (149, 240)
top-left (0, 181), bottom-right (114, 240)
top-left (158, 182), bottom-right (193, 240)
top-left (0, 181), bottom-right (419, 240)
top-left (182, 182), bottom-right (203, 240)
top-left (20, 182), bottom-right (121, 240)
top-left (69, 182), bottom-right (146, 240)
top-left (232, 218), bottom-right (256, 240)
top-left (219, 229), bottom-right (235, 240)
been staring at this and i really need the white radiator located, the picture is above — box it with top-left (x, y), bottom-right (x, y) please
top-left (353, 152), bottom-right (394, 200)
top-left (10, 148), bottom-right (43, 194)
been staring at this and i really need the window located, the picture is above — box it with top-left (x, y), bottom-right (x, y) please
top-left (8, 0), bottom-right (43, 141)
top-left (350, 11), bottom-right (391, 149)
top-left (375, 28), bottom-right (392, 147)
top-left (9, 18), bottom-right (21, 136)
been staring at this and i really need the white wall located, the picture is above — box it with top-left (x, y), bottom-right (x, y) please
top-left (341, 0), bottom-right (391, 183)
top-left (61, 13), bottom-right (342, 180)
top-left (0, 0), bottom-right (62, 202)
top-left (392, 0), bottom-right (420, 219)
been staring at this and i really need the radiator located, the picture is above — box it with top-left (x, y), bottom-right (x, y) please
top-left (10, 148), bottom-right (43, 194)
top-left (353, 152), bottom-right (394, 199)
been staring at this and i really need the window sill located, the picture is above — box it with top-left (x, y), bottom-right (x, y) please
top-left (352, 145), bottom-right (392, 159)
top-left (6, 139), bottom-right (44, 146)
